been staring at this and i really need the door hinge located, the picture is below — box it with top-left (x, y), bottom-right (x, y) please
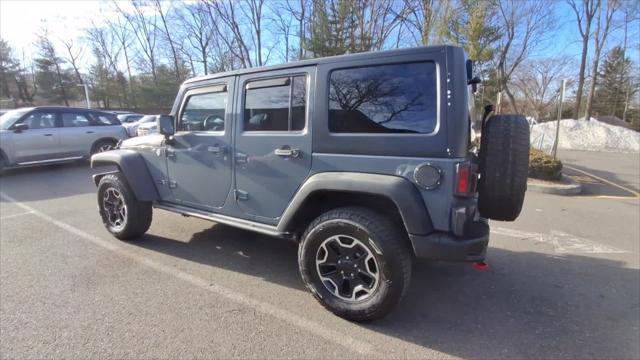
top-left (234, 189), bottom-right (249, 200)
top-left (168, 180), bottom-right (177, 189)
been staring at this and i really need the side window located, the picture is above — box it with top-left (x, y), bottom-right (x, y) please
top-left (91, 113), bottom-right (119, 125)
top-left (62, 112), bottom-right (91, 127)
top-left (21, 112), bottom-right (57, 129)
top-left (328, 62), bottom-right (437, 134)
top-left (243, 75), bottom-right (307, 132)
top-left (180, 88), bottom-right (227, 132)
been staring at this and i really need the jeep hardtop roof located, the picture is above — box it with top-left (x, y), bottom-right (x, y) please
top-left (184, 45), bottom-right (462, 85)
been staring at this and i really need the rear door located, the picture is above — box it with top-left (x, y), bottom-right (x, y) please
top-left (10, 110), bottom-right (63, 164)
top-left (234, 68), bottom-right (314, 221)
top-left (59, 110), bottom-right (100, 157)
top-left (165, 78), bottom-right (234, 210)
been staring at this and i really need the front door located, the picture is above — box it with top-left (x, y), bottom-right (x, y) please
top-left (11, 110), bottom-right (62, 164)
top-left (165, 79), bottom-right (234, 210)
top-left (234, 68), bottom-right (314, 220)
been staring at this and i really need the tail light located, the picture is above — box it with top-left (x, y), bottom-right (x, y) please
top-left (455, 162), bottom-right (478, 196)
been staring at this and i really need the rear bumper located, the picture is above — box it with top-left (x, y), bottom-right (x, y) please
top-left (409, 221), bottom-right (489, 262)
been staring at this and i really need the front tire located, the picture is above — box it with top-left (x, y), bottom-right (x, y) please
top-left (298, 207), bottom-right (412, 321)
top-left (97, 173), bottom-right (152, 240)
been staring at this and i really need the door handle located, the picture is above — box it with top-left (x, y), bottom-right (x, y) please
top-left (166, 149), bottom-right (176, 159)
top-left (208, 145), bottom-right (224, 154)
top-left (236, 153), bottom-right (248, 164)
top-left (43, 134), bottom-right (53, 136)
top-left (274, 147), bottom-right (299, 158)
top-left (86, 131), bottom-right (94, 134)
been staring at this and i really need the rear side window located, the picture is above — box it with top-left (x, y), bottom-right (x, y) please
top-left (329, 62), bottom-right (437, 134)
top-left (180, 89), bottom-right (227, 132)
top-left (92, 113), bottom-right (120, 125)
top-left (62, 112), bottom-right (92, 127)
top-left (244, 75), bottom-right (306, 132)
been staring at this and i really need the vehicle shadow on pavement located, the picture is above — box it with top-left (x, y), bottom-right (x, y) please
top-left (0, 163), bottom-right (113, 202)
top-left (136, 224), bottom-right (640, 359)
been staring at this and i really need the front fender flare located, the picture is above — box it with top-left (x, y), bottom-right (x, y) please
top-left (91, 150), bottom-right (160, 201)
top-left (277, 172), bottom-right (433, 235)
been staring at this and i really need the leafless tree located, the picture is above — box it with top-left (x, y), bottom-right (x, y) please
top-left (176, 2), bottom-right (214, 74)
top-left (401, 0), bottom-right (456, 46)
top-left (106, 15), bottom-right (136, 106)
top-left (567, 0), bottom-right (599, 118)
top-left (584, 0), bottom-right (620, 120)
top-left (86, 24), bottom-right (122, 77)
top-left (621, 2), bottom-right (639, 122)
top-left (494, 0), bottom-right (555, 114)
top-left (512, 57), bottom-right (573, 120)
top-left (285, 0), bottom-right (309, 59)
top-left (114, 0), bottom-right (159, 82)
top-left (206, 0), bottom-right (254, 68)
top-left (268, 2), bottom-right (294, 62)
top-left (60, 38), bottom-right (84, 84)
top-left (154, 0), bottom-right (182, 82)
top-left (355, 0), bottom-right (405, 51)
top-left (242, 0), bottom-right (266, 66)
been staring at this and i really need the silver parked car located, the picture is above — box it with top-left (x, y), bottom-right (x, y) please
top-left (116, 113), bottom-right (145, 137)
top-left (0, 107), bottom-right (128, 172)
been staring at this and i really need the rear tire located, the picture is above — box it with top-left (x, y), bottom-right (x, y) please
top-left (298, 207), bottom-right (412, 321)
top-left (478, 115), bottom-right (530, 221)
top-left (92, 139), bottom-right (117, 155)
top-left (97, 173), bottom-right (152, 240)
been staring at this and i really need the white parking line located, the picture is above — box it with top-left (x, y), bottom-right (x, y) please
top-left (0, 210), bottom-right (35, 220)
top-left (491, 227), bottom-right (628, 254)
top-left (0, 192), bottom-right (374, 356)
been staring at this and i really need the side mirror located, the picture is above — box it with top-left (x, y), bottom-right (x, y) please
top-left (157, 115), bottom-right (175, 137)
top-left (468, 76), bottom-right (482, 93)
top-left (12, 123), bottom-right (29, 133)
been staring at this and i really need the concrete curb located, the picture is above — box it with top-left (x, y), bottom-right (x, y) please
top-left (527, 175), bottom-right (582, 196)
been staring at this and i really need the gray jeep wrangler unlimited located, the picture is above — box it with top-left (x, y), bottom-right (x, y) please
top-left (91, 45), bottom-right (529, 321)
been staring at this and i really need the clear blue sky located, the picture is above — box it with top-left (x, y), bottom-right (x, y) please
top-left (0, 0), bottom-right (637, 72)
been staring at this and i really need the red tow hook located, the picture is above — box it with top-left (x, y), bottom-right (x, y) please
top-left (472, 261), bottom-right (489, 271)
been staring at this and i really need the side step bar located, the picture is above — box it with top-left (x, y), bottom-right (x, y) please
top-left (153, 202), bottom-right (293, 239)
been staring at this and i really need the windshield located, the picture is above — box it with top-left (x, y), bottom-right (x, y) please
top-left (0, 108), bottom-right (31, 130)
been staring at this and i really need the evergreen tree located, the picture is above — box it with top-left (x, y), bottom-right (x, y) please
top-left (34, 30), bottom-right (74, 106)
top-left (594, 46), bottom-right (636, 120)
top-left (0, 39), bottom-right (19, 101)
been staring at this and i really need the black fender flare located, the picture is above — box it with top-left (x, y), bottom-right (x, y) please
top-left (91, 149), bottom-right (160, 201)
top-left (277, 172), bottom-right (433, 235)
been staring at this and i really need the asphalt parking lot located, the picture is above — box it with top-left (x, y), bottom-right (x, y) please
top-left (1, 150), bottom-right (639, 359)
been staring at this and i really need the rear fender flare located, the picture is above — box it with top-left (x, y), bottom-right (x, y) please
top-left (277, 172), bottom-right (433, 235)
top-left (91, 149), bottom-right (159, 201)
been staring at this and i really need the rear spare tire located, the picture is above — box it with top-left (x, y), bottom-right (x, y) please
top-left (478, 114), bottom-right (529, 221)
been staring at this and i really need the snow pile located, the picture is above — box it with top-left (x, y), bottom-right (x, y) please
top-left (530, 118), bottom-right (640, 153)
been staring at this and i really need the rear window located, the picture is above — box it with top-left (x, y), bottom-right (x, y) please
top-left (243, 75), bottom-right (306, 132)
top-left (328, 62), bottom-right (437, 134)
top-left (91, 112), bottom-right (120, 125)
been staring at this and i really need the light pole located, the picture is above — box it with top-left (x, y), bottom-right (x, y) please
top-left (551, 79), bottom-right (567, 159)
top-left (77, 84), bottom-right (90, 109)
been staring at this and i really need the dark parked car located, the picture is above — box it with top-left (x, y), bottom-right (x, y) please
top-left (91, 46), bottom-right (530, 321)
top-left (0, 107), bottom-right (127, 172)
